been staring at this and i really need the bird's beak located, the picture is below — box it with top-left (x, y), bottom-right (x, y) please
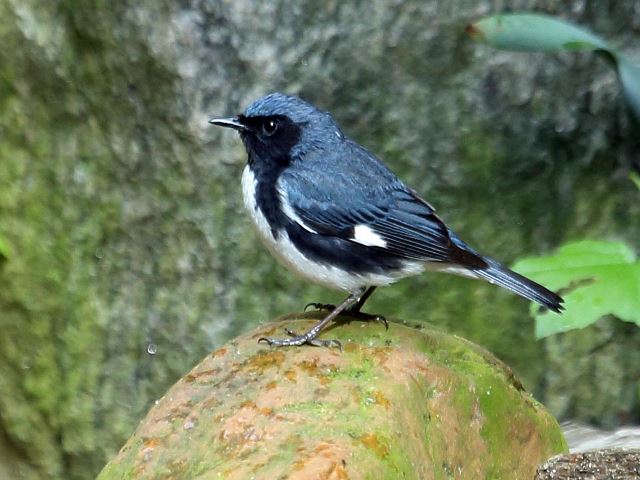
top-left (208, 116), bottom-right (249, 132)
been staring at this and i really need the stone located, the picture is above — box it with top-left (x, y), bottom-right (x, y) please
top-left (536, 449), bottom-right (640, 479)
top-left (99, 314), bottom-right (567, 479)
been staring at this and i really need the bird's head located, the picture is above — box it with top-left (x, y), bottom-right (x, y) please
top-left (210, 93), bottom-right (343, 165)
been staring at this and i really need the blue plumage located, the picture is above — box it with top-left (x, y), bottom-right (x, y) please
top-left (281, 168), bottom-right (464, 263)
top-left (210, 93), bottom-right (563, 347)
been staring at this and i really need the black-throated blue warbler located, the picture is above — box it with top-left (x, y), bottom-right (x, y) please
top-left (210, 93), bottom-right (563, 347)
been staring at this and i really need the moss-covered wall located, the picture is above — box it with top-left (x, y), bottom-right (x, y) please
top-left (0, 1), bottom-right (638, 478)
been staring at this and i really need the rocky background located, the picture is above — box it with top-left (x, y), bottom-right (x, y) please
top-left (0, 1), bottom-right (638, 478)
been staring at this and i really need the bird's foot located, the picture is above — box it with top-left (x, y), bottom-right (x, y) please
top-left (304, 302), bottom-right (388, 330)
top-left (304, 302), bottom-right (336, 312)
top-left (340, 311), bottom-right (389, 330)
top-left (258, 328), bottom-right (342, 349)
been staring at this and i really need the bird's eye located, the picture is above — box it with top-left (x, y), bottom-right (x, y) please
top-left (262, 119), bottom-right (279, 136)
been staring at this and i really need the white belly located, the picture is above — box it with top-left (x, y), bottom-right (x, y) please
top-left (241, 166), bottom-right (421, 291)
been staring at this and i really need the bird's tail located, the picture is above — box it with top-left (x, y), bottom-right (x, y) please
top-left (473, 259), bottom-right (564, 313)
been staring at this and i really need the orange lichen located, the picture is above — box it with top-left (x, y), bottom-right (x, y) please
top-left (244, 350), bottom-right (285, 373)
top-left (298, 357), bottom-right (333, 385)
top-left (239, 400), bottom-right (257, 409)
top-left (372, 390), bottom-right (390, 409)
top-left (359, 433), bottom-right (389, 459)
top-left (142, 437), bottom-right (161, 449)
top-left (289, 442), bottom-right (354, 480)
top-left (211, 347), bottom-right (228, 358)
top-left (183, 367), bottom-right (221, 384)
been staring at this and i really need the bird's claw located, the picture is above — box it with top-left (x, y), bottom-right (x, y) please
top-left (336, 311), bottom-right (388, 330)
top-left (304, 302), bottom-right (336, 312)
top-left (373, 315), bottom-right (389, 330)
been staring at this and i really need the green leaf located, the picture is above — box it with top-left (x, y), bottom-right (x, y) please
top-left (512, 240), bottom-right (640, 338)
top-left (467, 13), bottom-right (640, 120)
top-left (617, 55), bottom-right (640, 120)
top-left (467, 14), bottom-right (609, 52)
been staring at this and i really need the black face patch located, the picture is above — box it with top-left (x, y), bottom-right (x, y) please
top-left (239, 114), bottom-right (302, 240)
top-left (239, 114), bottom-right (301, 167)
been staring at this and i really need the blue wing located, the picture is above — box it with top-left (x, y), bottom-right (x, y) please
top-left (278, 157), bottom-right (486, 267)
top-left (276, 141), bottom-right (563, 311)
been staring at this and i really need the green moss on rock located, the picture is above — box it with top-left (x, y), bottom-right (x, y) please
top-left (99, 314), bottom-right (567, 480)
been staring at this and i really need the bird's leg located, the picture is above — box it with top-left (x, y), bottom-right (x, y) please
top-left (304, 286), bottom-right (377, 313)
top-left (303, 302), bottom-right (335, 312)
top-left (349, 286), bottom-right (377, 313)
top-left (259, 287), bottom-right (367, 348)
top-left (303, 286), bottom-right (387, 330)
top-left (342, 286), bottom-right (388, 329)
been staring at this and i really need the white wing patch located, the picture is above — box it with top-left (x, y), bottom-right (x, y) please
top-left (277, 179), bottom-right (317, 233)
top-left (352, 224), bottom-right (387, 248)
top-left (281, 200), bottom-right (317, 234)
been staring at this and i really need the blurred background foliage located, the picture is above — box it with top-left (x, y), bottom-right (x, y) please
top-left (468, 13), bottom-right (640, 340)
top-left (468, 12), bottom-right (640, 119)
top-left (0, 1), bottom-right (639, 478)
top-left (515, 240), bottom-right (640, 338)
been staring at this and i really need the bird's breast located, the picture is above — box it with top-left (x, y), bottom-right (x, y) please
top-left (241, 165), bottom-right (278, 244)
top-left (242, 164), bottom-right (339, 287)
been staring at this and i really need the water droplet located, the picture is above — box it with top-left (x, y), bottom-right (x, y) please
top-left (147, 343), bottom-right (157, 355)
top-left (95, 248), bottom-right (104, 259)
top-left (21, 359), bottom-right (31, 370)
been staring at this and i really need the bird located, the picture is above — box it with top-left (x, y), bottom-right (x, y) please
top-left (209, 93), bottom-right (563, 347)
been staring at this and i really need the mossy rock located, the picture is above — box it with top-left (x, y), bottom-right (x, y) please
top-left (99, 314), bottom-right (567, 479)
